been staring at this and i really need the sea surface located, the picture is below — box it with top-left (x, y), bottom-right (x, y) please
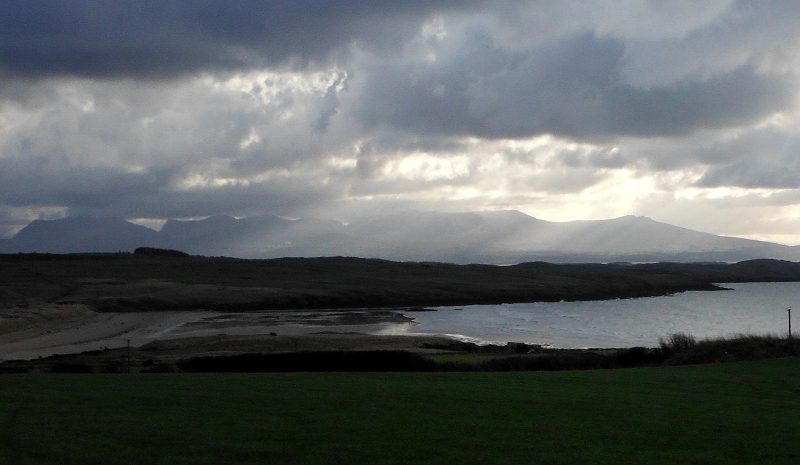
top-left (388, 282), bottom-right (800, 349)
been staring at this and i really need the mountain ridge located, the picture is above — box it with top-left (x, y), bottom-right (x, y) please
top-left (1, 210), bottom-right (797, 264)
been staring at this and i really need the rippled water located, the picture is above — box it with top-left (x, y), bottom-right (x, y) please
top-left (394, 282), bottom-right (800, 348)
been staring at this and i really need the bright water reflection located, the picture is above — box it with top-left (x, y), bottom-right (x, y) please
top-left (398, 282), bottom-right (800, 348)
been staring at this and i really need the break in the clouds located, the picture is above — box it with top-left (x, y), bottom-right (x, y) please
top-left (2, 0), bottom-right (800, 245)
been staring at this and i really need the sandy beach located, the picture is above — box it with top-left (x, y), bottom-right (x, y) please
top-left (0, 307), bottom-right (415, 361)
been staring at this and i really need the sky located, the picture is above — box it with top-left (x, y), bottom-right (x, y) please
top-left (2, 1), bottom-right (800, 245)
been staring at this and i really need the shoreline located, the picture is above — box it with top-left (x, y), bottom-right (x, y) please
top-left (0, 281), bottom-right (792, 360)
top-left (0, 307), bottom-right (437, 361)
top-left (4, 254), bottom-right (800, 361)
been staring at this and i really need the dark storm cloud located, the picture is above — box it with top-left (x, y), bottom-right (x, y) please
top-left (0, 156), bottom-right (175, 208)
top-left (0, 0), bottom-right (484, 79)
top-left (696, 130), bottom-right (800, 189)
top-left (0, 154), bottom-right (342, 220)
top-left (351, 31), bottom-right (794, 140)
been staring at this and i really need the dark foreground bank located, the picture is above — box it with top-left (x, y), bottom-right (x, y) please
top-left (3, 333), bottom-right (798, 374)
top-left (133, 334), bottom-right (800, 373)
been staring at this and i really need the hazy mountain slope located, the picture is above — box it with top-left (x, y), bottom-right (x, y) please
top-left (6, 217), bottom-right (159, 254)
top-left (347, 211), bottom-right (484, 244)
top-left (2, 211), bottom-right (798, 263)
top-left (158, 215), bottom-right (348, 257)
top-left (158, 215), bottom-right (292, 256)
top-left (519, 215), bottom-right (768, 253)
top-left (335, 210), bottom-right (794, 263)
top-left (339, 211), bottom-right (491, 262)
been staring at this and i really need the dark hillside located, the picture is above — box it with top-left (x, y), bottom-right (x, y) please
top-left (2, 254), bottom-right (800, 312)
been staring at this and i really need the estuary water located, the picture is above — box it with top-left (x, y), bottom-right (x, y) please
top-left (393, 282), bottom-right (800, 349)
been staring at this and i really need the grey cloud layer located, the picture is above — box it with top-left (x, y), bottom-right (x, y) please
top-left (350, 31), bottom-right (793, 139)
top-left (1, 1), bottom-right (800, 242)
top-left (0, 74), bottom-right (356, 221)
top-left (696, 130), bottom-right (800, 189)
top-left (0, 154), bottom-right (343, 220)
top-left (0, 0), bottom-right (484, 78)
top-left (3, 1), bottom-right (795, 140)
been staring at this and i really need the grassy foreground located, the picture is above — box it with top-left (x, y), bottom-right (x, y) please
top-left (2, 359), bottom-right (800, 464)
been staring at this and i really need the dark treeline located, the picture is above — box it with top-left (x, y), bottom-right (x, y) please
top-left (3, 333), bottom-right (799, 374)
top-left (177, 335), bottom-right (800, 373)
top-left (176, 350), bottom-right (658, 373)
top-left (178, 351), bottom-right (440, 373)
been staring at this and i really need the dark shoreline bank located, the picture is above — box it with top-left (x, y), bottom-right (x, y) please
top-left (3, 332), bottom-right (799, 374)
top-left (5, 254), bottom-right (800, 313)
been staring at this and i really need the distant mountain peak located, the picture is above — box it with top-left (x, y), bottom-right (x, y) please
top-left (3, 211), bottom-right (798, 264)
top-left (8, 215), bottom-right (159, 254)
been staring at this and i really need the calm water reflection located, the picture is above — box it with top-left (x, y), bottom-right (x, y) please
top-left (394, 282), bottom-right (800, 348)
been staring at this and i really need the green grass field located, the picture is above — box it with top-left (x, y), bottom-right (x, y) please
top-left (2, 358), bottom-right (800, 465)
